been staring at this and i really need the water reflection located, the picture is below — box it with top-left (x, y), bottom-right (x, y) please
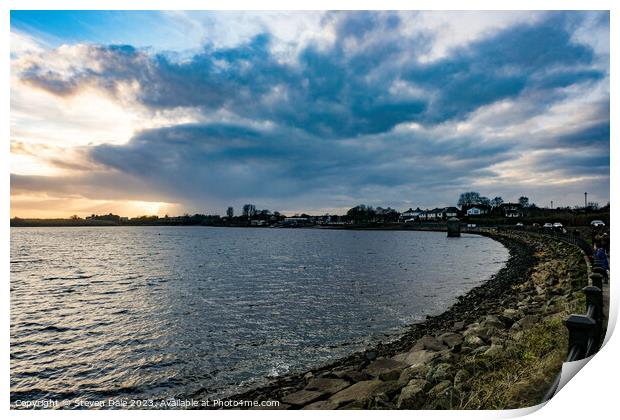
top-left (11, 227), bottom-right (508, 405)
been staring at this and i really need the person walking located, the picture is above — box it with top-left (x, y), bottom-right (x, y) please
top-left (594, 240), bottom-right (609, 272)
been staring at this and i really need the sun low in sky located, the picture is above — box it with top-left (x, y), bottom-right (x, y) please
top-left (10, 11), bottom-right (610, 218)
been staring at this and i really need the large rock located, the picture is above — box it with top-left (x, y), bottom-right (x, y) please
top-left (483, 344), bottom-right (504, 358)
top-left (502, 308), bottom-right (520, 320)
top-left (340, 400), bottom-right (367, 409)
top-left (305, 378), bottom-right (350, 394)
top-left (499, 310), bottom-right (519, 327)
top-left (464, 325), bottom-right (497, 342)
top-left (364, 358), bottom-right (409, 381)
top-left (426, 362), bottom-right (454, 383)
top-left (333, 370), bottom-right (372, 383)
top-left (471, 345), bottom-right (490, 355)
top-left (459, 346), bottom-right (473, 355)
top-left (302, 400), bottom-right (339, 410)
top-left (510, 314), bottom-right (539, 331)
top-left (366, 394), bottom-right (395, 410)
top-left (481, 315), bottom-right (505, 330)
top-left (452, 321), bottom-right (466, 331)
top-left (372, 380), bottom-right (405, 399)
top-left (490, 335), bottom-right (507, 345)
top-left (327, 380), bottom-right (385, 407)
top-left (453, 369), bottom-right (471, 391)
top-left (317, 371), bottom-right (340, 379)
top-left (392, 349), bottom-right (436, 366)
top-left (281, 389), bottom-right (324, 406)
top-left (411, 335), bottom-right (448, 351)
top-left (398, 364), bottom-right (431, 385)
top-left (436, 349), bottom-right (458, 363)
top-left (426, 380), bottom-right (455, 409)
top-left (397, 379), bottom-right (429, 409)
top-left (438, 332), bottom-right (463, 348)
top-left (464, 334), bottom-right (484, 347)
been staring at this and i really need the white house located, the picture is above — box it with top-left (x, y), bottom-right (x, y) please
top-left (444, 207), bottom-right (459, 218)
top-left (501, 203), bottom-right (523, 218)
top-left (400, 207), bottom-right (424, 221)
top-left (467, 207), bottom-right (484, 216)
top-left (428, 208), bottom-right (445, 220)
top-left (401, 208), bottom-right (415, 219)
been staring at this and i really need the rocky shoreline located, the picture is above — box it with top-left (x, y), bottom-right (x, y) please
top-left (206, 230), bottom-right (587, 410)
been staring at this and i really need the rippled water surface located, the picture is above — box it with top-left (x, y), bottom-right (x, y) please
top-left (11, 227), bottom-right (508, 405)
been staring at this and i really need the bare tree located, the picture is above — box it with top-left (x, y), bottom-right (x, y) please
top-left (242, 204), bottom-right (257, 218)
top-left (457, 192), bottom-right (482, 207)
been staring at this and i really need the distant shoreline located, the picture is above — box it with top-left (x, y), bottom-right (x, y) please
top-left (9, 221), bottom-right (447, 229)
top-left (10, 208), bottom-right (609, 230)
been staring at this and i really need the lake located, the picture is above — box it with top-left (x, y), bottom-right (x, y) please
top-left (10, 227), bottom-right (509, 406)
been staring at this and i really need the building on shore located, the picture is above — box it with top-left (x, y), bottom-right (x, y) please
top-left (500, 203), bottom-right (523, 218)
top-left (400, 207), bottom-right (424, 221)
top-left (427, 208), bottom-right (445, 220)
top-left (444, 207), bottom-right (459, 218)
top-left (466, 207), bottom-right (485, 216)
top-left (283, 217), bottom-right (310, 227)
top-left (407, 206), bottom-right (460, 221)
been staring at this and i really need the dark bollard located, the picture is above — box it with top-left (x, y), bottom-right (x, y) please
top-left (447, 217), bottom-right (461, 237)
top-left (590, 273), bottom-right (604, 290)
top-left (592, 267), bottom-right (608, 280)
top-left (565, 314), bottom-right (597, 359)
top-left (583, 286), bottom-right (603, 350)
top-left (583, 285), bottom-right (603, 322)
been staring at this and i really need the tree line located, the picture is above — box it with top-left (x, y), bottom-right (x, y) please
top-left (457, 191), bottom-right (532, 209)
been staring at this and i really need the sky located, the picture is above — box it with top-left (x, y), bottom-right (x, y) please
top-left (10, 10), bottom-right (610, 217)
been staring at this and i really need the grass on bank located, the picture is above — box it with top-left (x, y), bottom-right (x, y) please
top-left (456, 239), bottom-right (588, 409)
top-left (457, 315), bottom-right (567, 409)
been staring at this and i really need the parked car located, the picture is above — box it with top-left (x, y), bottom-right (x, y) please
top-left (591, 220), bottom-right (606, 227)
top-left (404, 218), bottom-right (416, 224)
top-left (543, 223), bottom-right (553, 229)
top-left (516, 222), bottom-right (524, 227)
top-left (553, 222), bottom-right (563, 229)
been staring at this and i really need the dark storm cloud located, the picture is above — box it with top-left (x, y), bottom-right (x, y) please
top-left (552, 121), bottom-right (610, 148)
top-left (14, 11), bottom-right (610, 211)
top-left (21, 12), bottom-right (604, 139)
top-left (529, 152), bottom-right (610, 179)
top-left (402, 14), bottom-right (604, 123)
top-left (520, 101), bottom-right (610, 150)
top-left (11, 120), bottom-right (515, 212)
top-left (82, 122), bottom-right (512, 204)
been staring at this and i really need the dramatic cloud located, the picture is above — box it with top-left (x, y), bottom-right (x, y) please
top-left (10, 11), bottom-right (610, 216)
